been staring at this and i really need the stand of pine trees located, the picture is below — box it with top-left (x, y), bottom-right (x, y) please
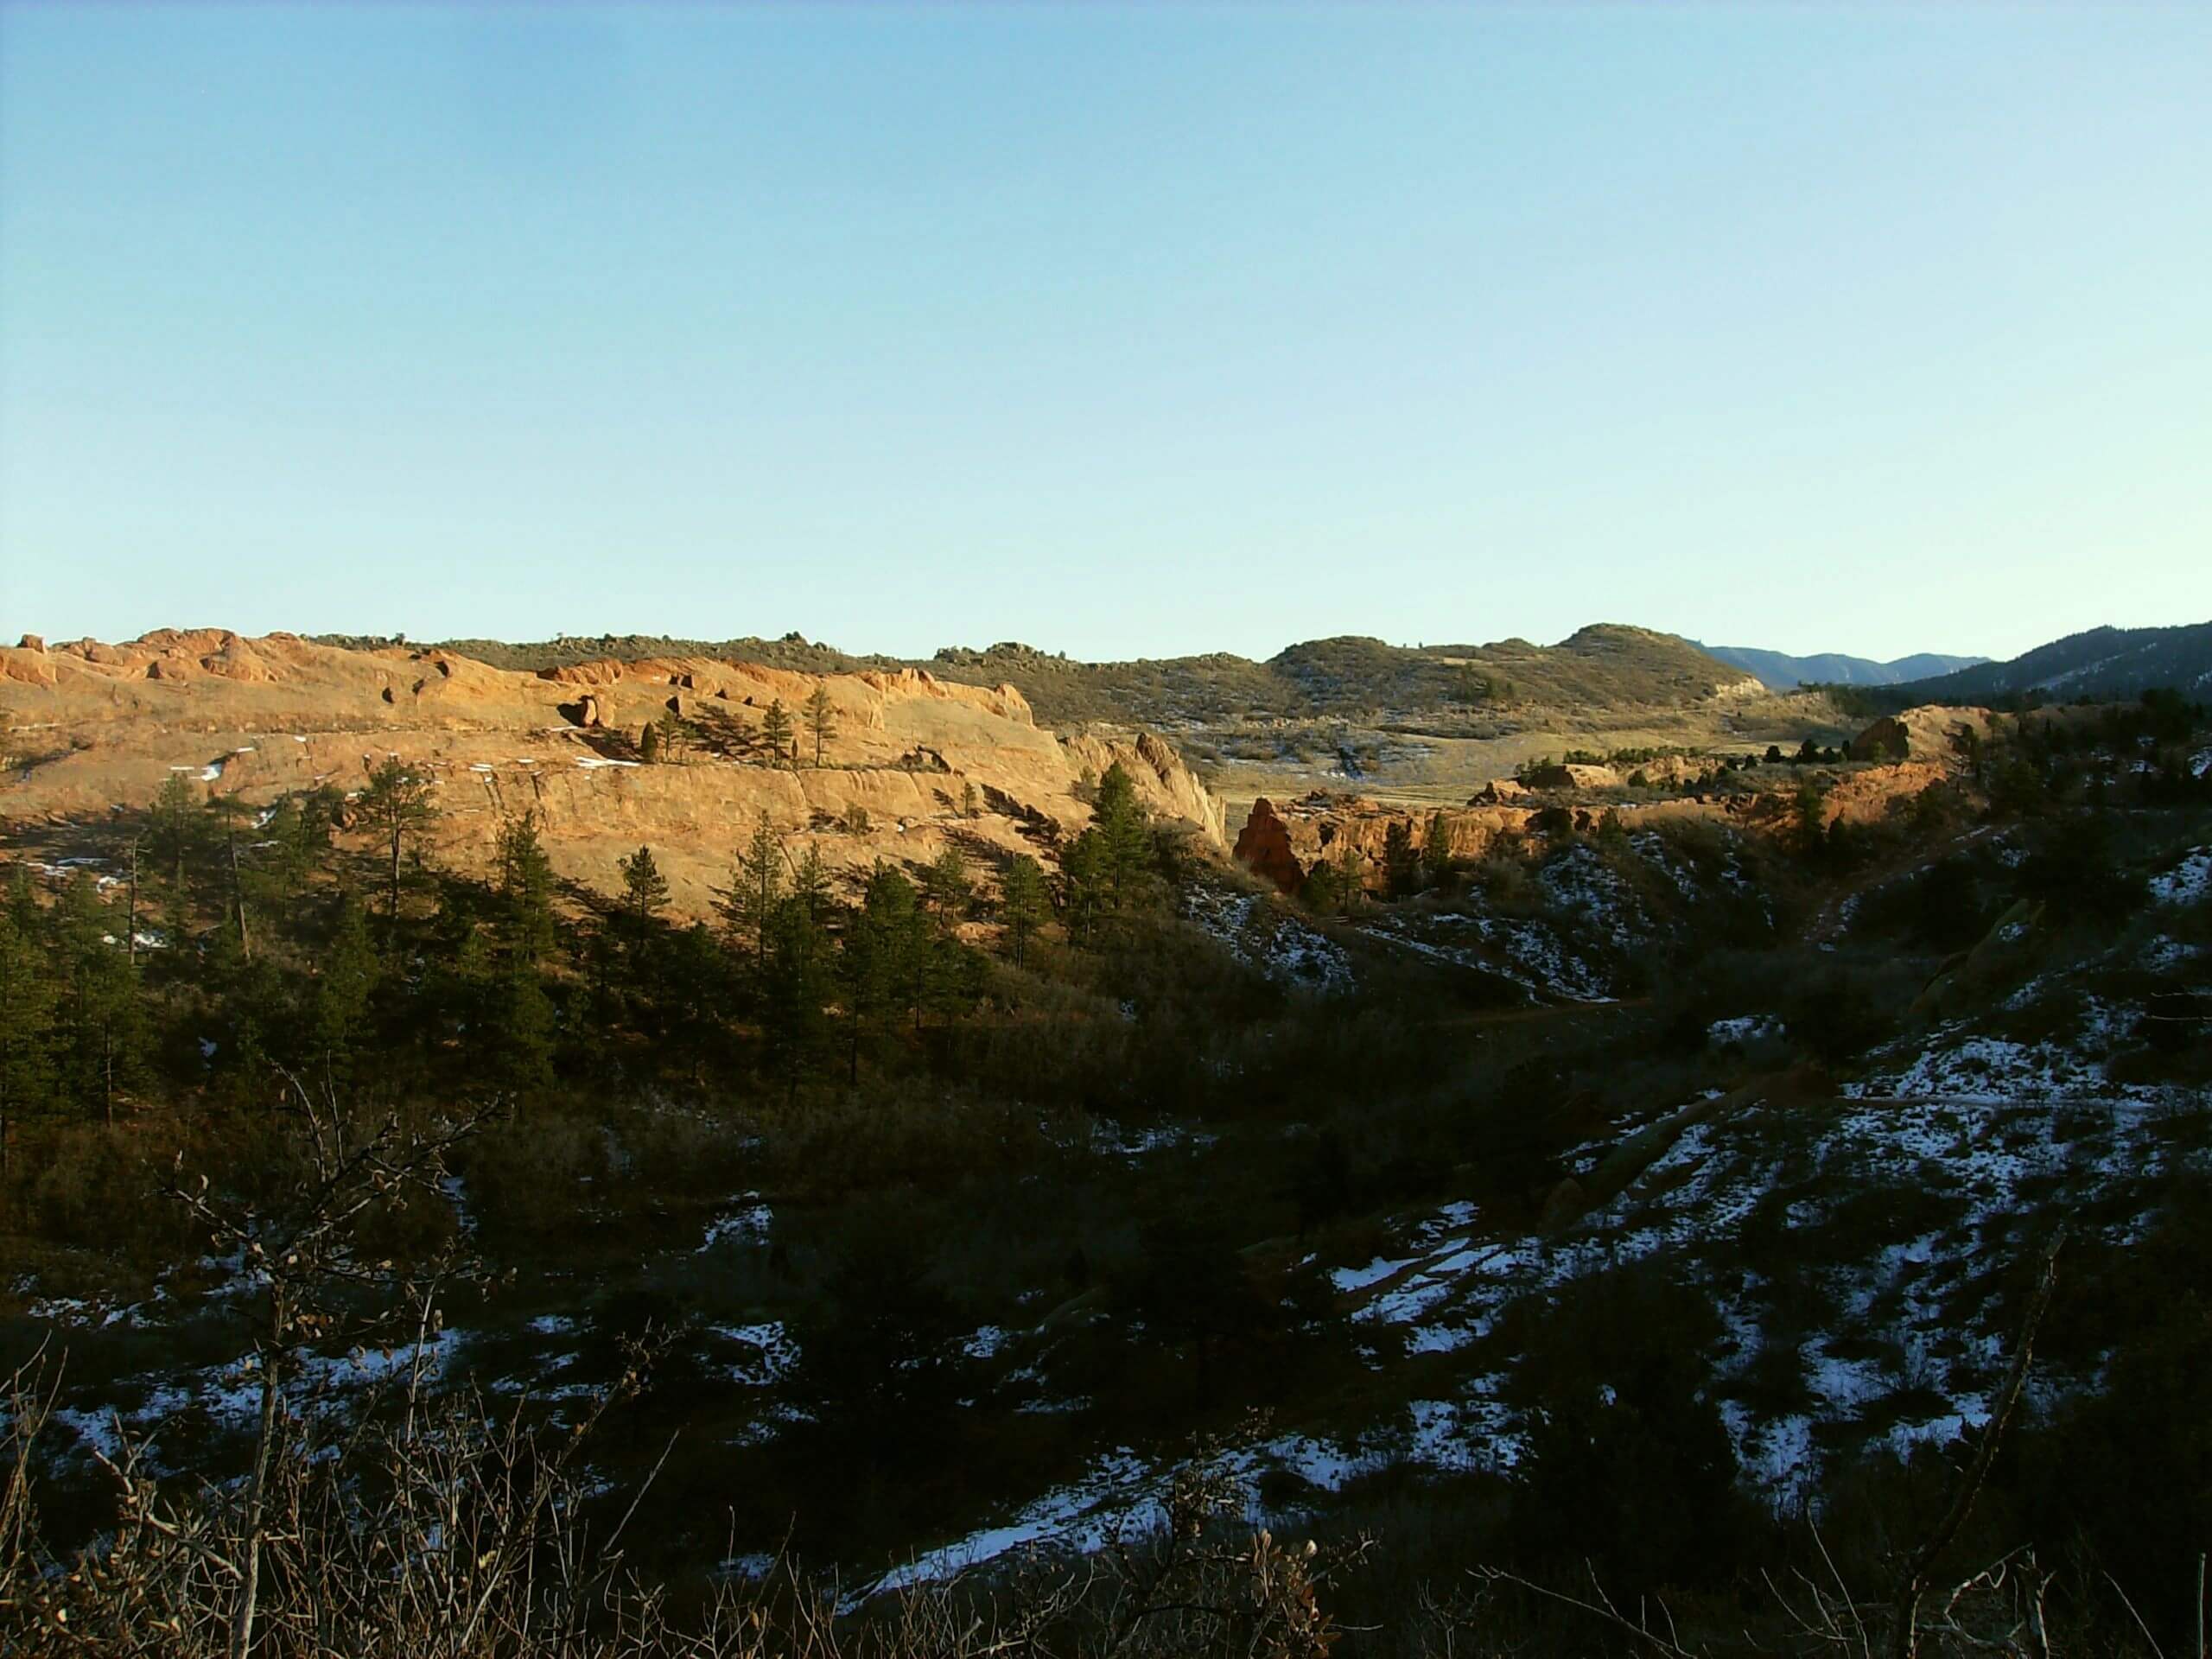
top-left (0, 763), bottom-right (1189, 1251)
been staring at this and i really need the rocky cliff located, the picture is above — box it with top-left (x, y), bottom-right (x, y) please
top-left (0, 632), bottom-right (1223, 917)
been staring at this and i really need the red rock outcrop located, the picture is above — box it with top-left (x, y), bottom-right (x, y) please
top-left (1232, 798), bottom-right (1306, 893)
top-left (1233, 792), bottom-right (1542, 893)
top-left (1232, 715), bottom-right (1996, 893)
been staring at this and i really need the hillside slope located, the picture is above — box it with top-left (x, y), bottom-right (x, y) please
top-left (282, 625), bottom-right (1834, 811)
top-left (1888, 620), bottom-right (2212, 702)
top-left (300, 626), bottom-right (1757, 730)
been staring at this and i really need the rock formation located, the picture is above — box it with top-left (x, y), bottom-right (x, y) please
top-left (1846, 706), bottom-right (1995, 764)
top-left (1233, 709), bottom-right (2003, 893)
top-left (1519, 761), bottom-right (1623, 791)
top-left (0, 632), bottom-right (1223, 921)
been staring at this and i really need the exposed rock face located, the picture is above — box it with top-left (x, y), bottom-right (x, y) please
top-left (538, 659), bottom-right (627, 688)
top-left (1624, 755), bottom-right (1712, 787)
top-left (1232, 717), bottom-right (1996, 893)
top-left (1234, 792), bottom-right (1540, 893)
top-left (1847, 705), bottom-right (1995, 764)
top-left (1061, 729), bottom-right (1226, 842)
top-left (0, 649), bottom-right (57, 688)
top-left (1231, 798), bottom-right (1305, 893)
top-left (1471, 779), bottom-right (1531, 804)
top-left (1521, 761), bottom-right (1623, 791)
top-left (0, 632), bottom-right (1221, 920)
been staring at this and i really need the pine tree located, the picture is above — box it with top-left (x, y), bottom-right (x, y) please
top-left (804, 683), bottom-right (836, 768)
top-left (495, 810), bottom-right (558, 966)
top-left (1421, 811), bottom-right (1454, 889)
top-left (359, 758), bottom-right (438, 931)
top-left (7, 866), bottom-right (40, 937)
top-left (761, 893), bottom-right (833, 1098)
top-left (1061, 829), bottom-right (1107, 943)
top-left (0, 903), bottom-right (57, 1176)
top-left (960, 779), bottom-right (978, 820)
top-left (715, 813), bottom-right (785, 970)
top-left (639, 721), bottom-right (664, 765)
top-left (260, 787), bottom-right (337, 905)
top-left (313, 887), bottom-right (380, 1075)
top-left (1334, 842), bottom-right (1363, 914)
top-left (254, 798), bottom-right (310, 906)
top-left (923, 846), bottom-right (973, 933)
top-left (659, 921), bottom-right (734, 1082)
top-left (760, 700), bottom-right (794, 769)
top-left (618, 845), bottom-right (670, 924)
top-left (1091, 761), bottom-right (1153, 908)
top-left (1300, 858), bottom-right (1341, 916)
top-left (1793, 779), bottom-right (1829, 861)
top-left (839, 862), bottom-right (906, 1080)
top-left (887, 871), bottom-right (935, 1033)
top-left (998, 854), bottom-right (1047, 968)
top-left (492, 960), bottom-right (557, 1096)
top-left (148, 770), bottom-right (202, 923)
top-left (207, 793), bottom-right (258, 963)
top-left (791, 842), bottom-right (831, 921)
top-left (55, 874), bottom-right (148, 1124)
top-left (1382, 820), bottom-right (1421, 898)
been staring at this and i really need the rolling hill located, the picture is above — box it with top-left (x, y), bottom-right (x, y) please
top-left (315, 625), bottom-right (1760, 730)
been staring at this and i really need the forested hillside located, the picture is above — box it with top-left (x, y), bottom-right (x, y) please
top-left (5, 688), bottom-right (2210, 1656)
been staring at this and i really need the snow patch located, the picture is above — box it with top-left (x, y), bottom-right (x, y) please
top-left (698, 1194), bottom-right (773, 1253)
top-left (2149, 849), bottom-right (2209, 906)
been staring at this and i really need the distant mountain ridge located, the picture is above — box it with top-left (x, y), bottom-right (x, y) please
top-left (1885, 620), bottom-right (2212, 703)
top-left (1693, 642), bottom-right (1988, 690)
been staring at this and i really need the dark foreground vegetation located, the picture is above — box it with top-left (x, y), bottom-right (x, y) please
top-left (3, 700), bottom-right (2210, 1656)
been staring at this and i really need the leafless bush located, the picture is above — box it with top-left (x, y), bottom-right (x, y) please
top-left (1, 1091), bottom-right (1370, 1659)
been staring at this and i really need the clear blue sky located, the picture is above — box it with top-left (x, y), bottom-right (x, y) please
top-left (3, 3), bottom-right (2208, 664)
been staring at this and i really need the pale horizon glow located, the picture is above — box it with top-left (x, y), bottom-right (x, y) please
top-left (3, 3), bottom-right (2209, 667)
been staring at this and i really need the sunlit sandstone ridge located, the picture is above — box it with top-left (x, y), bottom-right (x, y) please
top-left (0, 631), bottom-right (1224, 914)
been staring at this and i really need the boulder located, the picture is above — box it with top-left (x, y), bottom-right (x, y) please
top-left (200, 645), bottom-right (276, 683)
top-left (0, 648), bottom-right (56, 688)
top-left (17, 634), bottom-right (43, 652)
top-left (1521, 761), bottom-right (1623, 791)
